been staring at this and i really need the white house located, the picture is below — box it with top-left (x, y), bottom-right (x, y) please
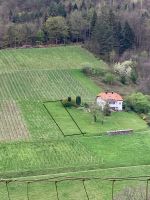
top-left (96, 92), bottom-right (123, 111)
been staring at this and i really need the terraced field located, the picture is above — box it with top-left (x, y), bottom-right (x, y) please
top-left (0, 45), bottom-right (150, 199)
top-left (0, 46), bottom-right (107, 72)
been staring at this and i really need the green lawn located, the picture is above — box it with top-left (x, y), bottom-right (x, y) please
top-left (44, 101), bottom-right (148, 136)
top-left (69, 108), bottom-right (148, 135)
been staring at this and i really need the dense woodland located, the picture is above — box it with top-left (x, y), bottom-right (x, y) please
top-left (0, 0), bottom-right (149, 50)
top-left (0, 0), bottom-right (150, 92)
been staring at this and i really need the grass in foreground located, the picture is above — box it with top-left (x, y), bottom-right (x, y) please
top-left (0, 166), bottom-right (149, 200)
top-left (0, 131), bottom-right (150, 179)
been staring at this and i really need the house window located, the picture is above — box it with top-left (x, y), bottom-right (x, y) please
top-left (109, 101), bottom-right (115, 104)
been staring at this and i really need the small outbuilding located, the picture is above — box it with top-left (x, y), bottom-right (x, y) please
top-left (96, 91), bottom-right (123, 111)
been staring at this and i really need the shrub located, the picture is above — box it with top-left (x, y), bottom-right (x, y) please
top-left (68, 97), bottom-right (71, 102)
top-left (120, 75), bottom-right (126, 84)
top-left (103, 73), bottom-right (116, 85)
top-left (82, 67), bottom-right (92, 75)
top-left (114, 60), bottom-right (137, 84)
top-left (146, 119), bottom-right (150, 126)
top-left (62, 98), bottom-right (76, 108)
top-left (103, 103), bottom-right (111, 116)
top-left (130, 68), bottom-right (138, 84)
top-left (143, 114), bottom-right (150, 126)
top-left (82, 66), bottom-right (105, 76)
top-left (125, 92), bottom-right (150, 114)
top-left (83, 103), bottom-right (89, 108)
top-left (76, 96), bottom-right (81, 106)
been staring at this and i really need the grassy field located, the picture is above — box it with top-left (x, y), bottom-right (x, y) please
top-left (44, 101), bottom-right (147, 136)
top-left (0, 132), bottom-right (150, 178)
top-left (0, 164), bottom-right (149, 200)
top-left (0, 45), bottom-right (150, 199)
top-left (0, 69), bottom-right (98, 101)
top-left (0, 46), bottom-right (107, 72)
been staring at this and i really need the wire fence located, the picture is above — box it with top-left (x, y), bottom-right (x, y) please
top-left (1, 175), bottom-right (150, 200)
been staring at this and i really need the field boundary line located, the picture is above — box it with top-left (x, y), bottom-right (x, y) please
top-left (43, 100), bottom-right (84, 137)
top-left (3, 164), bottom-right (150, 181)
top-left (60, 100), bottom-right (86, 136)
top-left (43, 103), bottom-right (65, 137)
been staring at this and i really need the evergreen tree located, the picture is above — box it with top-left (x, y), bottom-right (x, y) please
top-left (90, 10), bottom-right (97, 35)
top-left (73, 3), bottom-right (78, 11)
top-left (57, 3), bottom-right (66, 17)
top-left (122, 21), bottom-right (135, 52)
top-left (91, 8), bottom-right (115, 59)
top-left (115, 22), bottom-right (124, 55)
top-left (67, 2), bottom-right (73, 14)
top-left (108, 9), bottom-right (118, 50)
top-left (80, 0), bottom-right (86, 10)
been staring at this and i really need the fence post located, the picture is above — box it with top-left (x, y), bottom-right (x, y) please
top-left (112, 180), bottom-right (115, 200)
top-left (146, 179), bottom-right (149, 200)
top-left (27, 182), bottom-right (30, 200)
top-left (6, 181), bottom-right (11, 200)
top-left (55, 181), bottom-right (60, 200)
top-left (82, 179), bottom-right (90, 200)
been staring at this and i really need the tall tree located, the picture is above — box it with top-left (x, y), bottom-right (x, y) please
top-left (90, 8), bottom-right (116, 59)
top-left (69, 11), bottom-right (88, 42)
top-left (115, 21), bottom-right (124, 55)
top-left (44, 16), bottom-right (69, 43)
top-left (90, 10), bottom-right (97, 35)
top-left (122, 21), bottom-right (135, 52)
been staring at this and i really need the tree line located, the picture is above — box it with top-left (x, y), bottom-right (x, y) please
top-left (0, 0), bottom-right (150, 57)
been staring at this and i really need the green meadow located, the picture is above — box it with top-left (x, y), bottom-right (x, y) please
top-left (0, 45), bottom-right (150, 199)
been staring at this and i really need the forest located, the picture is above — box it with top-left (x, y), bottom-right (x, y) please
top-left (0, 0), bottom-right (149, 50)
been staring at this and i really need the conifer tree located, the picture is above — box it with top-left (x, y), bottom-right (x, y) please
top-left (73, 3), bottom-right (78, 11)
top-left (115, 22), bottom-right (124, 55)
top-left (80, 0), bottom-right (86, 10)
top-left (122, 21), bottom-right (135, 51)
top-left (91, 8), bottom-right (116, 59)
top-left (90, 10), bottom-right (97, 35)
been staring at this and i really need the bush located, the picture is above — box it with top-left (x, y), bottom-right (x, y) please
top-left (76, 96), bottom-right (81, 106)
top-left (103, 103), bottom-right (111, 116)
top-left (125, 92), bottom-right (150, 114)
top-left (120, 75), bottom-right (126, 84)
top-left (62, 98), bottom-right (76, 108)
top-left (82, 67), bottom-right (105, 76)
top-left (146, 120), bottom-right (150, 126)
top-left (130, 68), bottom-right (138, 84)
top-left (143, 114), bottom-right (150, 126)
top-left (83, 103), bottom-right (89, 108)
top-left (114, 60), bottom-right (137, 84)
top-left (68, 97), bottom-right (71, 102)
top-left (103, 73), bottom-right (116, 85)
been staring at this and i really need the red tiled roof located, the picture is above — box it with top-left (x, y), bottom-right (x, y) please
top-left (97, 92), bottom-right (123, 101)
